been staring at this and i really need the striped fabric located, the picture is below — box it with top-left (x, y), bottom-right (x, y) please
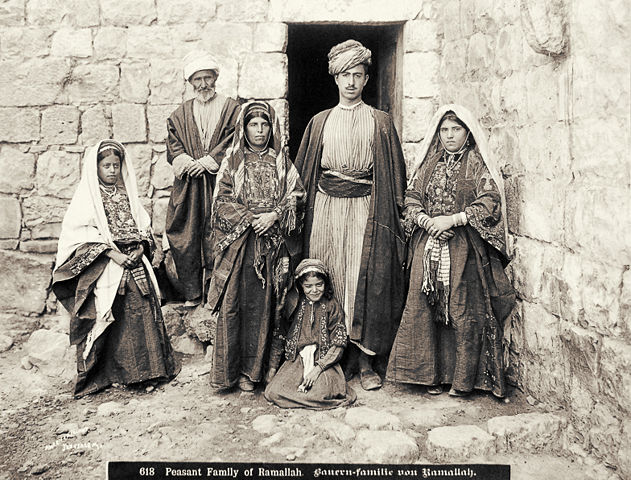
top-left (309, 102), bottom-right (374, 334)
top-left (193, 94), bottom-right (226, 153)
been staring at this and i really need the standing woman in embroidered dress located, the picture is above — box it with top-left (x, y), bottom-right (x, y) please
top-left (52, 140), bottom-right (179, 398)
top-left (387, 105), bottom-right (515, 398)
top-left (208, 101), bottom-right (305, 392)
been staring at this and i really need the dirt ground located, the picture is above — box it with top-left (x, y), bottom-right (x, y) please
top-left (0, 340), bottom-right (619, 480)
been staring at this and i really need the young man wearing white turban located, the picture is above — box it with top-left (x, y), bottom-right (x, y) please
top-left (290, 40), bottom-right (407, 390)
top-left (164, 50), bottom-right (240, 307)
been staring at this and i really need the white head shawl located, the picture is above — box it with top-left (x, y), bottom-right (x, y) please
top-left (408, 104), bottom-right (511, 255)
top-left (55, 140), bottom-right (159, 357)
top-left (183, 50), bottom-right (220, 81)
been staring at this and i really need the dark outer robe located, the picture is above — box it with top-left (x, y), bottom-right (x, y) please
top-left (165, 97), bottom-right (240, 300)
top-left (290, 107), bottom-right (407, 356)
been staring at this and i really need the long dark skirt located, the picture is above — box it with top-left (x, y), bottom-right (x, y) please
top-left (211, 232), bottom-right (274, 388)
top-left (387, 232), bottom-right (506, 396)
top-left (74, 273), bottom-right (179, 398)
top-left (265, 358), bottom-right (356, 410)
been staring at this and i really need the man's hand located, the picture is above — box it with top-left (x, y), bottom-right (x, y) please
top-left (187, 162), bottom-right (206, 178)
top-left (252, 212), bottom-right (278, 235)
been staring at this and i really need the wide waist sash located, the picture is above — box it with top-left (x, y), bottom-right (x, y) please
top-left (317, 168), bottom-right (373, 198)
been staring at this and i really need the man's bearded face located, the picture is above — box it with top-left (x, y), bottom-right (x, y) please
top-left (190, 69), bottom-right (217, 102)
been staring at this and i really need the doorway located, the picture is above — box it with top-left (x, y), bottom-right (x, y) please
top-left (287, 23), bottom-right (404, 159)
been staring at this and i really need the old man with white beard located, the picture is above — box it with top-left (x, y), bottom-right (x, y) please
top-left (164, 50), bottom-right (240, 307)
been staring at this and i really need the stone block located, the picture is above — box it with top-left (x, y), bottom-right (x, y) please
top-left (168, 23), bottom-right (204, 59)
top-left (150, 60), bottom-right (185, 105)
top-left (322, 420), bottom-right (355, 445)
top-left (66, 64), bottom-right (119, 104)
top-left (588, 402), bottom-right (623, 467)
top-left (161, 304), bottom-right (186, 337)
top-left (0, 195), bottom-right (21, 239)
top-left (41, 106), bottom-right (80, 145)
top-left (403, 52), bottom-right (439, 98)
top-left (26, 0), bottom-right (99, 27)
top-left (344, 407), bottom-right (402, 431)
top-left (80, 106), bottom-right (111, 146)
top-left (183, 306), bottom-right (215, 343)
top-left (19, 240), bottom-right (57, 254)
top-left (499, 71), bottom-right (526, 122)
top-left (268, 99), bottom-right (289, 144)
top-left (0, 27), bottom-right (52, 58)
top-left (152, 197), bottom-right (170, 235)
top-left (0, 250), bottom-right (53, 314)
top-left (50, 28), bottom-right (92, 58)
top-left (120, 62), bottom-right (150, 104)
top-left (26, 328), bottom-right (74, 381)
top-left (510, 237), bottom-right (564, 312)
top-left (514, 176), bottom-right (566, 244)
top-left (520, 0), bottom-right (568, 56)
top-left (0, 0), bottom-right (24, 25)
top-left (253, 23), bottom-right (288, 52)
top-left (493, 25), bottom-right (523, 77)
top-left (0, 334), bottom-right (13, 352)
top-left (402, 142), bottom-right (424, 178)
top-left (125, 144), bottom-right (152, 197)
top-left (570, 117), bottom-right (630, 187)
top-left (252, 414), bottom-right (281, 434)
top-left (440, 0), bottom-right (462, 41)
top-left (619, 419), bottom-right (631, 477)
top-left (401, 98), bottom-right (434, 143)
top-left (426, 425), bottom-right (495, 461)
top-left (622, 269), bottom-right (631, 340)
top-left (157, 0), bottom-right (216, 24)
top-left (217, 0), bottom-right (268, 21)
top-left (439, 43), bottom-right (467, 85)
top-left (564, 186), bottom-right (631, 264)
top-left (269, 0), bottom-right (422, 23)
top-left (516, 121), bottom-right (571, 180)
top-left (213, 58), bottom-right (239, 100)
top-left (398, 408), bottom-right (446, 428)
top-left (600, 338), bottom-right (631, 414)
top-left (111, 104), bottom-right (147, 143)
top-left (147, 104), bottom-right (177, 144)
top-left (467, 33), bottom-right (493, 78)
top-left (404, 20), bottom-right (439, 53)
top-left (101, 0), bottom-right (157, 26)
top-left (525, 63), bottom-right (561, 121)
top-left (127, 26), bottom-right (173, 59)
top-left (488, 125), bottom-right (518, 176)
top-left (353, 430), bottom-right (419, 463)
top-left (487, 413), bottom-right (567, 453)
top-left (0, 58), bottom-right (69, 107)
top-left (200, 23), bottom-right (253, 58)
top-left (0, 108), bottom-right (39, 143)
top-left (172, 334), bottom-right (204, 355)
top-left (0, 146), bottom-right (35, 194)
top-left (0, 239), bottom-right (19, 249)
top-left (521, 301), bottom-right (560, 355)
top-left (36, 151), bottom-right (81, 199)
top-left (93, 27), bottom-right (127, 60)
top-left (151, 152), bottom-right (174, 190)
top-left (239, 53), bottom-right (287, 99)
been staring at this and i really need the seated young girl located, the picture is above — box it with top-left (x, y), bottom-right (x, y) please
top-left (264, 259), bottom-right (356, 409)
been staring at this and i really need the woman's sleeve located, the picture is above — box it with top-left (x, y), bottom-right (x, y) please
top-left (57, 243), bottom-right (111, 279)
top-left (401, 176), bottom-right (427, 239)
top-left (274, 158), bottom-right (306, 236)
top-left (463, 152), bottom-right (505, 252)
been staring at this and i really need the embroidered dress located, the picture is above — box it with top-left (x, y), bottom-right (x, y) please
top-left (387, 105), bottom-right (515, 398)
top-left (207, 101), bottom-right (305, 389)
top-left (265, 295), bottom-right (356, 409)
top-left (52, 140), bottom-right (179, 398)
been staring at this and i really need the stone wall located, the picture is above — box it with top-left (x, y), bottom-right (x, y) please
top-left (419, 0), bottom-right (630, 473)
top-left (0, 0), bottom-right (629, 473)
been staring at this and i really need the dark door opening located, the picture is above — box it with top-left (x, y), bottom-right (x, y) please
top-left (287, 23), bottom-right (404, 159)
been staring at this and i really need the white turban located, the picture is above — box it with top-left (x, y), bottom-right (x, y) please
top-left (183, 50), bottom-right (220, 81)
top-left (327, 39), bottom-right (372, 76)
